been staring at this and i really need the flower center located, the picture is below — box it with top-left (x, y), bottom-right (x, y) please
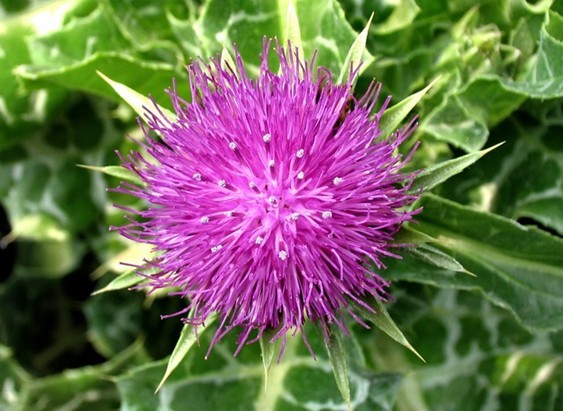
top-left (257, 184), bottom-right (300, 222)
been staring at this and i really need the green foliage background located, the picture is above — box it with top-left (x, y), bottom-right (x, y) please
top-left (0, 0), bottom-right (562, 410)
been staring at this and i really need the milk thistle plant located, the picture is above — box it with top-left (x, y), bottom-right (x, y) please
top-left (103, 16), bottom-right (490, 402)
top-left (3, 1), bottom-right (563, 410)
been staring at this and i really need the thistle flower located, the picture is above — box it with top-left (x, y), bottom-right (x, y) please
top-left (114, 40), bottom-right (419, 356)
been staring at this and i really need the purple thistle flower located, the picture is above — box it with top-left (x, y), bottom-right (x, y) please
top-left (114, 39), bottom-right (419, 357)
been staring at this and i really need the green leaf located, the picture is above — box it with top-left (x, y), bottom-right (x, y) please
top-left (353, 299), bottom-right (424, 362)
top-left (6, 214), bottom-right (82, 278)
top-left (104, 0), bottom-right (189, 47)
top-left (15, 53), bottom-right (186, 109)
top-left (295, 0), bottom-right (374, 74)
top-left (439, 108), bottom-right (563, 235)
top-left (392, 225), bottom-right (437, 245)
top-left (500, 11), bottom-right (563, 99)
top-left (98, 242), bottom-right (155, 275)
top-left (337, 13), bottom-right (373, 84)
top-left (85, 287), bottom-right (183, 361)
top-left (387, 194), bottom-right (563, 332)
top-left (10, 214), bottom-right (69, 242)
top-left (0, 1), bottom-right (80, 149)
top-left (0, 345), bottom-right (29, 410)
top-left (407, 244), bottom-right (471, 275)
top-left (409, 142), bottom-right (503, 193)
top-left (324, 324), bottom-right (352, 410)
top-left (97, 70), bottom-right (176, 125)
top-left (372, 0), bottom-right (421, 35)
top-left (92, 270), bottom-right (144, 295)
top-left (26, 2), bottom-right (132, 66)
top-left (220, 47), bottom-right (237, 73)
top-left (454, 77), bottom-right (528, 127)
top-left (379, 78), bottom-right (438, 138)
top-left (15, 344), bottom-right (141, 411)
top-left (282, 0), bottom-right (303, 52)
top-left (259, 327), bottom-right (279, 389)
top-left (117, 325), bottom-right (403, 411)
top-left (421, 94), bottom-right (489, 152)
top-left (166, 6), bottom-right (203, 58)
top-left (14, 235), bottom-right (83, 278)
top-left (84, 287), bottom-right (146, 358)
top-left (156, 313), bottom-right (218, 392)
top-left (78, 164), bottom-right (143, 186)
top-left (420, 80), bottom-right (525, 152)
top-left (0, 97), bottom-right (126, 282)
top-left (370, 286), bottom-right (563, 411)
top-left (13, 1), bottom-right (189, 108)
top-left (195, 0), bottom-right (371, 75)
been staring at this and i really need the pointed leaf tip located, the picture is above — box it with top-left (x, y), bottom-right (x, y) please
top-left (156, 313), bottom-right (218, 392)
top-left (409, 244), bottom-right (467, 274)
top-left (379, 76), bottom-right (441, 138)
top-left (97, 71), bottom-right (175, 126)
top-left (259, 327), bottom-right (278, 391)
top-left (392, 225), bottom-right (437, 245)
top-left (220, 47), bottom-right (237, 75)
top-left (338, 13), bottom-right (374, 85)
top-left (324, 324), bottom-right (352, 409)
top-left (409, 141), bottom-right (505, 193)
top-left (91, 270), bottom-right (143, 296)
top-left (355, 299), bottom-right (425, 362)
top-left (77, 164), bottom-right (143, 185)
top-left (284, 0), bottom-right (303, 51)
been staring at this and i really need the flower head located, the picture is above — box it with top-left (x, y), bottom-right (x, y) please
top-left (115, 40), bottom-right (419, 356)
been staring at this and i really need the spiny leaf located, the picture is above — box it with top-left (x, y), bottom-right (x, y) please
top-left (379, 77), bottom-right (439, 137)
top-left (91, 270), bottom-right (143, 295)
top-left (404, 194), bottom-right (563, 332)
top-left (409, 142), bottom-right (504, 193)
top-left (259, 327), bottom-right (279, 390)
top-left (284, 0), bottom-right (303, 52)
top-left (97, 71), bottom-right (175, 125)
top-left (77, 164), bottom-right (143, 185)
top-left (325, 324), bottom-right (352, 411)
top-left (337, 13), bottom-right (373, 85)
top-left (407, 244), bottom-right (474, 275)
top-left (221, 47), bottom-right (238, 74)
top-left (91, 242), bottom-right (155, 280)
top-left (392, 225), bottom-right (437, 245)
top-left (355, 299), bottom-right (425, 362)
top-left (156, 313), bottom-right (218, 392)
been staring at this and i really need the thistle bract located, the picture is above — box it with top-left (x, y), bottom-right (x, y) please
top-left (115, 40), bottom-right (419, 356)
